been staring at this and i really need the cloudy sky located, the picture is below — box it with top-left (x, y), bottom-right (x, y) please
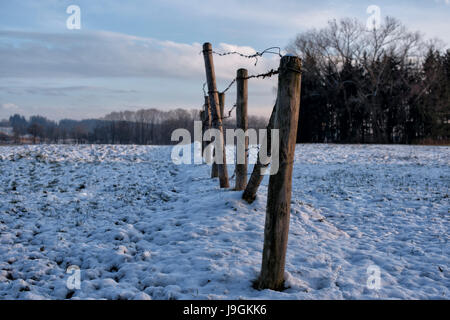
top-left (0, 0), bottom-right (449, 120)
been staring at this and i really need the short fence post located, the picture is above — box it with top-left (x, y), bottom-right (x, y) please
top-left (235, 68), bottom-right (248, 191)
top-left (257, 55), bottom-right (302, 290)
top-left (212, 92), bottom-right (225, 178)
top-left (202, 42), bottom-right (229, 188)
top-left (242, 103), bottom-right (276, 203)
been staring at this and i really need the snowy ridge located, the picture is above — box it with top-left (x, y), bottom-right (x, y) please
top-left (0, 144), bottom-right (449, 299)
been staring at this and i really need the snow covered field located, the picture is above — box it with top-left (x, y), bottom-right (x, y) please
top-left (0, 144), bottom-right (448, 299)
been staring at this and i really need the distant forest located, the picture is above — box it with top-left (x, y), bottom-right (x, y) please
top-left (1, 109), bottom-right (268, 145)
top-left (290, 17), bottom-right (449, 144)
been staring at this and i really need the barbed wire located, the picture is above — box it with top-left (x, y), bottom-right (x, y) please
top-left (200, 46), bottom-right (283, 95)
top-left (221, 78), bottom-right (236, 94)
top-left (229, 145), bottom-right (262, 181)
top-left (243, 68), bottom-right (279, 80)
top-left (200, 46), bottom-right (283, 180)
top-left (201, 46), bottom-right (283, 119)
top-left (199, 101), bottom-right (236, 122)
top-left (220, 68), bottom-right (279, 94)
top-left (210, 47), bottom-right (282, 66)
top-left (222, 104), bottom-right (236, 119)
top-left (202, 67), bottom-right (279, 97)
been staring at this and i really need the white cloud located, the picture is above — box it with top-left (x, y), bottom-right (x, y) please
top-left (0, 103), bottom-right (19, 110)
top-left (0, 85), bottom-right (138, 96)
top-left (1, 30), bottom-right (280, 79)
top-left (0, 29), bottom-right (280, 94)
top-left (0, 102), bottom-right (20, 119)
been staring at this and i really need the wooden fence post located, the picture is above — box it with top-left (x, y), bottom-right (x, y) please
top-left (257, 55), bottom-right (302, 291)
top-left (242, 103), bottom-right (276, 203)
top-left (200, 110), bottom-right (205, 153)
top-left (202, 96), bottom-right (211, 157)
top-left (212, 92), bottom-right (225, 178)
top-left (235, 68), bottom-right (248, 191)
top-left (219, 92), bottom-right (225, 121)
top-left (202, 43), bottom-right (229, 188)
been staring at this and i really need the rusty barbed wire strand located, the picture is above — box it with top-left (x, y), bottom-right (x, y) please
top-left (242, 68), bottom-right (279, 80)
top-left (229, 145), bottom-right (261, 181)
top-left (221, 78), bottom-right (236, 94)
top-left (201, 46), bottom-right (284, 126)
top-left (201, 46), bottom-right (283, 95)
top-left (220, 68), bottom-right (279, 94)
top-left (222, 104), bottom-right (236, 119)
top-left (210, 47), bottom-right (282, 66)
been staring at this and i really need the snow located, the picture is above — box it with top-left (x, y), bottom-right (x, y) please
top-left (0, 144), bottom-right (448, 299)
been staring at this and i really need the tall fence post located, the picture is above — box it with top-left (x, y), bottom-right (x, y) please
top-left (235, 68), bottom-right (248, 191)
top-left (257, 55), bottom-right (302, 290)
top-left (212, 92), bottom-right (225, 178)
top-left (202, 42), bottom-right (229, 188)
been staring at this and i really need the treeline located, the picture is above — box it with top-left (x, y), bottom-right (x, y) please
top-left (290, 17), bottom-right (450, 144)
top-left (4, 108), bottom-right (268, 145)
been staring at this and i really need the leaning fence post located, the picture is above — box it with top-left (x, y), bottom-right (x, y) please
top-left (235, 68), bottom-right (248, 191)
top-left (212, 92), bottom-right (225, 178)
top-left (202, 43), bottom-right (229, 188)
top-left (242, 103), bottom-right (276, 203)
top-left (257, 55), bottom-right (302, 290)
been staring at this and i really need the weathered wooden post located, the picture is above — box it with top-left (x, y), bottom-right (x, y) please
top-left (200, 110), bottom-right (205, 153)
top-left (219, 92), bottom-right (225, 122)
top-left (257, 55), bottom-right (302, 290)
top-left (212, 92), bottom-right (225, 178)
top-left (202, 42), bottom-right (229, 188)
top-left (235, 68), bottom-right (248, 191)
top-left (202, 96), bottom-right (211, 157)
top-left (242, 104), bottom-right (276, 203)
